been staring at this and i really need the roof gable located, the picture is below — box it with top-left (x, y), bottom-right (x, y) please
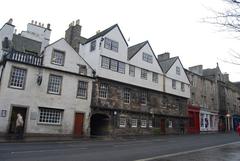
top-left (159, 57), bottom-right (178, 73)
top-left (84, 24), bottom-right (128, 46)
top-left (128, 41), bottom-right (147, 60)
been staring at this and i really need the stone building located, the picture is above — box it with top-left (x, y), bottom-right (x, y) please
top-left (0, 19), bottom-right (95, 137)
top-left (186, 65), bottom-right (219, 133)
top-left (65, 21), bottom-right (190, 136)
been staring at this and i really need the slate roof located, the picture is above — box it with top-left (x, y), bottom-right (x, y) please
top-left (158, 57), bottom-right (178, 73)
top-left (128, 41), bottom-right (147, 60)
top-left (12, 34), bottom-right (42, 54)
top-left (83, 24), bottom-right (128, 46)
top-left (79, 36), bottom-right (88, 44)
top-left (202, 68), bottom-right (217, 76)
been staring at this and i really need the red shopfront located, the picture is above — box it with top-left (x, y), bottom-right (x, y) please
top-left (188, 105), bottom-right (200, 134)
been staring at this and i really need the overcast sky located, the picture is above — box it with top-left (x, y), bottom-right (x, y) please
top-left (1, 0), bottom-right (239, 81)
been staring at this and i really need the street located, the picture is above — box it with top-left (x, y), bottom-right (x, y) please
top-left (0, 133), bottom-right (240, 161)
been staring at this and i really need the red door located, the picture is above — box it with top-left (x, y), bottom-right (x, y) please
top-left (74, 113), bottom-right (84, 137)
top-left (160, 119), bottom-right (166, 134)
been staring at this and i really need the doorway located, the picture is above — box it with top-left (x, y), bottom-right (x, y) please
top-left (74, 113), bottom-right (84, 137)
top-left (90, 113), bottom-right (110, 136)
top-left (160, 119), bottom-right (166, 134)
top-left (9, 106), bottom-right (27, 134)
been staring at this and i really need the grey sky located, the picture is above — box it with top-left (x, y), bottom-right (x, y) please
top-left (1, 0), bottom-right (239, 81)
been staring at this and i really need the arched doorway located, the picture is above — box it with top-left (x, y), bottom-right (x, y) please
top-left (90, 113), bottom-right (110, 136)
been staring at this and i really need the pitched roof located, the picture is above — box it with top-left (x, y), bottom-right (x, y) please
top-left (158, 57), bottom-right (178, 73)
top-left (12, 34), bottom-right (42, 54)
top-left (128, 41), bottom-right (147, 60)
top-left (83, 24), bottom-right (128, 46)
top-left (79, 36), bottom-right (88, 44)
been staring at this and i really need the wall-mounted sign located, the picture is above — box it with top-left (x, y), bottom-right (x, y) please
top-left (1, 110), bottom-right (7, 117)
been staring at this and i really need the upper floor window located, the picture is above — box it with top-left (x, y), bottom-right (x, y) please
top-left (51, 50), bottom-right (65, 66)
top-left (77, 81), bottom-right (88, 99)
top-left (172, 80), bottom-right (176, 89)
top-left (152, 72), bottom-right (158, 83)
top-left (142, 52), bottom-right (153, 63)
top-left (140, 91), bottom-right (147, 105)
top-left (104, 37), bottom-right (119, 52)
top-left (181, 83), bottom-right (185, 92)
top-left (141, 69), bottom-right (148, 80)
top-left (9, 67), bottom-right (27, 89)
top-left (176, 66), bottom-right (180, 75)
top-left (78, 64), bottom-right (87, 75)
top-left (99, 83), bottom-right (109, 98)
top-left (123, 88), bottom-right (130, 104)
top-left (90, 40), bottom-right (96, 51)
top-left (101, 56), bottom-right (110, 69)
top-left (47, 74), bottom-right (62, 95)
top-left (101, 56), bottom-right (125, 74)
top-left (129, 65), bottom-right (135, 77)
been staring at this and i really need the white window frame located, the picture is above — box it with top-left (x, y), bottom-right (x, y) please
top-left (99, 83), bottom-right (109, 98)
top-left (77, 81), bottom-right (88, 99)
top-left (47, 74), bottom-right (62, 95)
top-left (141, 120), bottom-right (147, 128)
top-left (129, 65), bottom-right (135, 77)
top-left (141, 69), bottom-right (148, 80)
top-left (51, 49), bottom-right (65, 66)
top-left (152, 72), bottom-right (158, 83)
top-left (131, 119), bottom-right (138, 128)
top-left (168, 120), bottom-right (173, 128)
top-left (101, 56), bottom-right (110, 69)
top-left (38, 107), bottom-right (63, 125)
top-left (140, 91), bottom-right (147, 105)
top-left (172, 80), bottom-right (176, 89)
top-left (149, 120), bottom-right (153, 128)
top-left (181, 83), bottom-right (185, 92)
top-left (119, 117), bottom-right (127, 128)
top-left (142, 52), bottom-right (153, 63)
top-left (123, 88), bottom-right (130, 104)
top-left (176, 66), bottom-right (180, 75)
top-left (118, 61), bottom-right (125, 74)
top-left (104, 37), bottom-right (119, 52)
top-left (110, 59), bottom-right (118, 72)
top-left (9, 66), bottom-right (27, 89)
top-left (90, 40), bottom-right (96, 51)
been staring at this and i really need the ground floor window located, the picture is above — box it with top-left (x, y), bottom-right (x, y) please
top-left (131, 119), bottom-right (138, 128)
top-left (38, 107), bottom-right (63, 125)
top-left (148, 120), bottom-right (153, 128)
top-left (141, 120), bottom-right (147, 128)
top-left (119, 117), bottom-right (127, 128)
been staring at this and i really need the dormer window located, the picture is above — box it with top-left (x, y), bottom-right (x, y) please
top-left (78, 64), bottom-right (87, 75)
top-left (51, 49), bottom-right (65, 66)
top-left (104, 37), bottom-right (118, 52)
top-left (142, 52), bottom-right (153, 63)
top-left (90, 40), bottom-right (96, 52)
top-left (176, 66), bottom-right (180, 75)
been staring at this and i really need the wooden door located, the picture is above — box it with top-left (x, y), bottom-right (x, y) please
top-left (160, 119), bottom-right (166, 134)
top-left (74, 113), bottom-right (84, 136)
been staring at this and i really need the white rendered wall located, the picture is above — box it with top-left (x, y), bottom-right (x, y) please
top-left (0, 62), bottom-right (92, 135)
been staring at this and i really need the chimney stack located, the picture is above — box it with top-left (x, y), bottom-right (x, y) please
top-left (65, 20), bottom-right (82, 53)
top-left (158, 52), bottom-right (170, 61)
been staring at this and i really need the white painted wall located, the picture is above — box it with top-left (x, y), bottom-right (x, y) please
top-left (43, 39), bottom-right (93, 77)
top-left (0, 62), bottom-right (93, 135)
top-left (80, 26), bottom-right (164, 91)
top-left (164, 58), bottom-right (190, 98)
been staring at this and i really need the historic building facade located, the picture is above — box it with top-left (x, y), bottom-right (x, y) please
top-left (0, 20), bottom-right (94, 137)
top-left (65, 21), bottom-right (190, 136)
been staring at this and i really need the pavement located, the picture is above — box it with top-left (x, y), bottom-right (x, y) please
top-left (0, 132), bottom-right (240, 161)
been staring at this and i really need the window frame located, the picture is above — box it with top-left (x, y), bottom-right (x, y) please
top-left (76, 80), bottom-right (88, 99)
top-left (142, 52), bottom-right (153, 63)
top-left (101, 56), bottom-right (110, 69)
top-left (152, 72), bottom-right (158, 83)
top-left (141, 120), bottom-right (147, 128)
top-left (104, 37), bottom-right (119, 52)
top-left (123, 88), bottom-right (130, 104)
top-left (119, 117), bottom-right (127, 128)
top-left (90, 40), bottom-right (96, 52)
top-left (181, 82), bottom-right (185, 92)
top-left (38, 107), bottom-right (63, 125)
top-left (176, 66), bottom-right (181, 75)
top-left (140, 91), bottom-right (147, 105)
top-left (129, 65), bottom-right (135, 77)
top-left (172, 80), bottom-right (176, 89)
top-left (51, 49), bottom-right (65, 66)
top-left (131, 118), bottom-right (138, 128)
top-left (99, 83), bottom-right (109, 99)
top-left (47, 74), bottom-right (63, 95)
top-left (8, 66), bottom-right (27, 90)
top-left (141, 69), bottom-right (148, 80)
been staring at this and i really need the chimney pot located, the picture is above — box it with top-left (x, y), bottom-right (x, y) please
top-left (47, 24), bottom-right (51, 29)
top-left (35, 21), bottom-right (37, 25)
top-left (31, 20), bottom-right (34, 24)
top-left (8, 18), bottom-right (13, 24)
top-left (76, 19), bottom-right (80, 25)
